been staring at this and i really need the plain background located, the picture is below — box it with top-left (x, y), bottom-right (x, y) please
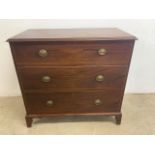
top-left (0, 19), bottom-right (155, 96)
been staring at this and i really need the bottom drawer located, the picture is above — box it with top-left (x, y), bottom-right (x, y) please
top-left (24, 90), bottom-right (122, 114)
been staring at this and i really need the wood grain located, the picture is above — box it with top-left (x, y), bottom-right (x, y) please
top-left (8, 28), bottom-right (136, 127)
top-left (7, 28), bottom-right (137, 42)
top-left (17, 66), bottom-right (128, 91)
top-left (24, 91), bottom-right (121, 114)
top-left (12, 41), bottom-right (134, 66)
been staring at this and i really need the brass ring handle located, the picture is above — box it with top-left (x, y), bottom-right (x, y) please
top-left (42, 76), bottom-right (51, 83)
top-left (96, 75), bottom-right (104, 82)
top-left (94, 99), bottom-right (102, 106)
top-left (46, 100), bottom-right (54, 106)
top-left (38, 49), bottom-right (48, 57)
top-left (98, 48), bottom-right (107, 56)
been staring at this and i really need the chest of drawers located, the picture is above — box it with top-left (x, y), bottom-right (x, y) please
top-left (8, 28), bottom-right (137, 127)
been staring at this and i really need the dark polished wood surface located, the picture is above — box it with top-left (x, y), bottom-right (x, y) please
top-left (25, 91), bottom-right (121, 114)
top-left (7, 28), bottom-right (137, 42)
top-left (8, 28), bottom-right (136, 127)
top-left (12, 41), bottom-right (134, 66)
top-left (17, 66), bottom-right (127, 90)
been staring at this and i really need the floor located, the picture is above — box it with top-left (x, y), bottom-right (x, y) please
top-left (0, 94), bottom-right (154, 135)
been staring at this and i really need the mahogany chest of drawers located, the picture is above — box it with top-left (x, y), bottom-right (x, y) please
top-left (8, 28), bottom-right (137, 127)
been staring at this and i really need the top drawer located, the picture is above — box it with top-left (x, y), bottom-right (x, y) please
top-left (11, 41), bottom-right (134, 66)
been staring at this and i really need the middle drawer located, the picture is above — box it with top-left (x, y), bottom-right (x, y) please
top-left (18, 66), bottom-right (128, 91)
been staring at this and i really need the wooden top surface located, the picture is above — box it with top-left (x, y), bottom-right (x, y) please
top-left (7, 28), bottom-right (137, 42)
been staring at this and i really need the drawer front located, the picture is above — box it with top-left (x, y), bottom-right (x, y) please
top-left (18, 66), bottom-right (128, 91)
top-left (25, 91), bottom-right (121, 114)
top-left (12, 42), bottom-right (133, 65)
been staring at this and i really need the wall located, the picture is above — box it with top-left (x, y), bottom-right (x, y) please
top-left (0, 19), bottom-right (155, 96)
